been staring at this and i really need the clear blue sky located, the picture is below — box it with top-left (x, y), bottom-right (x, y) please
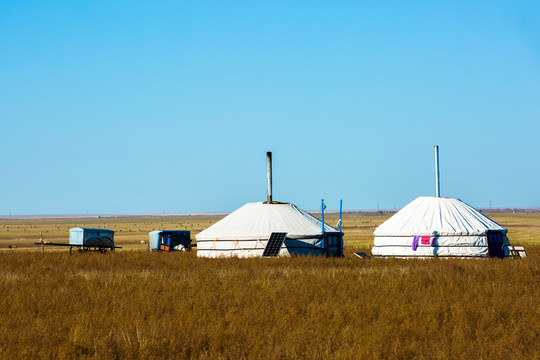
top-left (1, 1), bottom-right (539, 215)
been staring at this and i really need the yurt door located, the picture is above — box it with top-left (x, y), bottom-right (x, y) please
top-left (325, 236), bottom-right (343, 257)
top-left (487, 231), bottom-right (504, 258)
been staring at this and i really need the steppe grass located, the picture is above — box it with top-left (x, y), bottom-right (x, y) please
top-left (487, 213), bottom-right (540, 245)
top-left (0, 212), bottom-right (538, 358)
top-left (0, 248), bottom-right (538, 359)
top-left (0, 216), bottom-right (222, 251)
top-left (2, 211), bottom-right (537, 251)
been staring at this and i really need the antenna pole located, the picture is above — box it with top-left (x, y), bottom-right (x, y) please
top-left (434, 145), bottom-right (440, 197)
top-left (339, 199), bottom-right (343, 232)
top-left (321, 198), bottom-right (325, 254)
top-left (266, 152), bottom-right (272, 203)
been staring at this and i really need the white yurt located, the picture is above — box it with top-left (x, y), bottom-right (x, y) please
top-left (196, 201), bottom-right (343, 258)
top-left (196, 152), bottom-right (343, 258)
top-left (372, 146), bottom-right (510, 258)
top-left (371, 196), bottom-right (509, 258)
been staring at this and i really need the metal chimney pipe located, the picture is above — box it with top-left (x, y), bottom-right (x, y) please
top-left (266, 152), bottom-right (272, 203)
top-left (434, 145), bottom-right (440, 197)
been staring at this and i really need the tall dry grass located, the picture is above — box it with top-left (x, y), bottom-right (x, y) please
top-left (0, 248), bottom-right (538, 359)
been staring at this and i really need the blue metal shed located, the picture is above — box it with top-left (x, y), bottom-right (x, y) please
top-left (149, 230), bottom-right (191, 252)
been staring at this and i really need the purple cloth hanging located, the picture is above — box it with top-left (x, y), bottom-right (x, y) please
top-left (412, 236), bottom-right (420, 251)
top-left (430, 237), bottom-right (437, 246)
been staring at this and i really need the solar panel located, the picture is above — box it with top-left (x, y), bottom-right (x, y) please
top-left (263, 232), bottom-right (287, 257)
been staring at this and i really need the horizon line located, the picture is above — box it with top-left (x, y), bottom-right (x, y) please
top-left (1, 207), bottom-right (539, 220)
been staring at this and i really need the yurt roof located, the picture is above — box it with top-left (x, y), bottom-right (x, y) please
top-left (374, 196), bottom-right (507, 237)
top-left (196, 202), bottom-right (340, 240)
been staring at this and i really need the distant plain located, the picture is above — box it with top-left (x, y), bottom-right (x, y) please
top-left (1, 211), bottom-right (539, 251)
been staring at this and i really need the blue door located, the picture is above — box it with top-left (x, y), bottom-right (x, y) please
top-left (487, 231), bottom-right (504, 258)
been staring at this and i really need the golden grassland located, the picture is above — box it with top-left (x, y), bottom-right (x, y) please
top-left (0, 213), bottom-right (539, 359)
top-left (0, 216), bottom-right (224, 251)
top-left (1, 211), bottom-right (538, 251)
top-left (0, 248), bottom-right (539, 359)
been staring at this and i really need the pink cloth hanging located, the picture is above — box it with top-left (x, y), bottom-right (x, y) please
top-left (421, 236), bottom-right (431, 245)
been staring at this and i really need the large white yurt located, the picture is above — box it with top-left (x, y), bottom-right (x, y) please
top-left (371, 196), bottom-right (509, 258)
top-left (196, 152), bottom-right (343, 258)
top-left (372, 145), bottom-right (510, 258)
top-left (196, 201), bottom-right (343, 258)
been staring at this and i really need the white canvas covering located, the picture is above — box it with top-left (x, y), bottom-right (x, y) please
top-left (372, 196), bottom-right (509, 257)
top-left (196, 202), bottom-right (341, 258)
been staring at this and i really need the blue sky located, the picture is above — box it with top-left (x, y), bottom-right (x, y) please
top-left (1, 1), bottom-right (539, 215)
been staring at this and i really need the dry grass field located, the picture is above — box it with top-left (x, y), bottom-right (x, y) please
top-left (0, 216), bottom-right (224, 252)
top-left (0, 212), bottom-right (539, 359)
top-left (2, 210), bottom-right (538, 251)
